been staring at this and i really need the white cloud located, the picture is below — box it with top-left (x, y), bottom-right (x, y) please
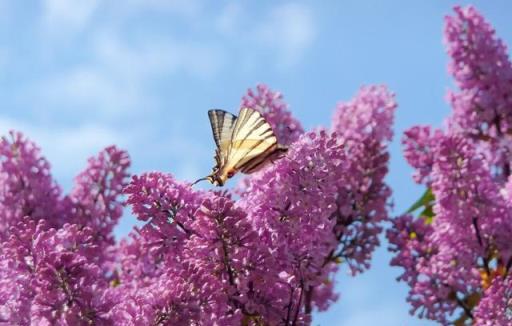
top-left (255, 3), bottom-right (315, 67)
top-left (40, 0), bottom-right (204, 38)
top-left (37, 65), bottom-right (143, 117)
top-left (41, 0), bottom-right (100, 36)
top-left (125, 0), bottom-right (203, 18)
top-left (216, 2), bottom-right (243, 36)
top-left (215, 2), bottom-right (316, 69)
top-left (94, 34), bottom-right (224, 80)
top-left (34, 33), bottom-right (224, 118)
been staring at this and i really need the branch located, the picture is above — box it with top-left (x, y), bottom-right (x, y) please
top-left (284, 286), bottom-right (295, 326)
top-left (472, 217), bottom-right (491, 275)
top-left (455, 295), bottom-right (474, 320)
top-left (291, 281), bottom-right (304, 326)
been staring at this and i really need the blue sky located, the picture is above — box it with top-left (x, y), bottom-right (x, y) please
top-left (1, 1), bottom-right (511, 325)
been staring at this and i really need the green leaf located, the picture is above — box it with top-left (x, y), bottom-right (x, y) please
top-left (404, 188), bottom-right (436, 224)
top-left (405, 188), bottom-right (434, 214)
top-left (420, 205), bottom-right (434, 224)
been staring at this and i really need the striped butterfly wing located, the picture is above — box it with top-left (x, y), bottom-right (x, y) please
top-left (208, 109), bottom-right (237, 166)
top-left (227, 107), bottom-right (280, 174)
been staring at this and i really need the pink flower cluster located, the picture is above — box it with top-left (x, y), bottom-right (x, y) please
top-left (0, 83), bottom-right (395, 325)
top-left (388, 6), bottom-right (512, 325)
top-left (446, 5), bottom-right (512, 181)
top-left (114, 84), bottom-right (395, 325)
top-left (0, 131), bottom-right (130, 325)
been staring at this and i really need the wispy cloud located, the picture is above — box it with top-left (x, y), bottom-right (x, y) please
top-left (34, 32), bottom-right (224, 118)
top-left (92, 30), bottom-right (225, 80)
top-left (215, 2), bottom-right (316, 69)
top-left (0, 0), bottom-right (10, 24)
top-left (15, 0), bottom-right (227, 188)
top-left (215, 2), bottom-right (243, 36)
top-left (255, 3), bottom-right (316, 68)
top-left (8, 0), bottom-right (314, 184)
top-left (36, 66), bottom-right (142, 117)
top-left (41, 0), bottom-right (100, 37)
top-left (125, 0), bottom-right (203, 18)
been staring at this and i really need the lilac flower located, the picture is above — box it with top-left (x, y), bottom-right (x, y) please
top-left (29, 224), bottom-right (113, 325)
top-left (66, 146), bottom-right (130, 270)
top-left (446, 5), bottom-right (512, 180)
top-left (1, 82), bottom-right (395, 324)
top-left (331, 85), bottom-right (395, 274)
top-left (0, 218), bottom-right (42, 325)
top-left (119, 182), bottom-right (280, 324)
top-left (237, 84), bottom-right (395, 317)
top-left (0, 133), bottom-right (130, 325)
top-left (473, 277), bottom-right (512, 326)
top-left (0, 131), bottom-right (62, 238)
top-left (402, 126), bottom-right (444, 185)
top-left (111, 83), bottom-right (395, 324)
top-left (387, 214), bottom-right (459, 323)
top-left (241, 84), bottom-right (304, 146)
top-left (237, 130), bottom-right (343, 318)
top-left (183, 194), bottom-right (276, 324)
top-left (390, 6), bottom-right (512, 324)
top-left (112, 261), bottom-right (235, 326)
top-left (446, 6), bottom-right (512, 133)
top-left (123, 172), bottom-right (203, 268)
top-left (68, 146), bottom-right (130, 241)
top-left (395, 122), bottom-right (512, 325)
top-left (332, 85), bottom-right (395, 144)
top-left (1, 220), bottom-right (114, 325)
top-left (429, 135), bottom-right (492, 283)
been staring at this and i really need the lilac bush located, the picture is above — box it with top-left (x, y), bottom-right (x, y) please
top-left (0, 84), bottom-right (395, 325)
top-left (0, 131), bottom-right (129, 325)
top-left (388, 6), bottom-right (512, 325)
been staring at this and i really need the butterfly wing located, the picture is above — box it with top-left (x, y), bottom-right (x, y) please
top-left (208, 109), bottom-right (237, 166)
top-left (226, 107), bottom-right (280, 174)
top-left (240, 145), bottom-right (287, 174)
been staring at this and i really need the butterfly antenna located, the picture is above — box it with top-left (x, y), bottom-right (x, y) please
top-left (192, 173), bottom-right (216, 186)
top-left (191, 177), bottom-right (209, 186)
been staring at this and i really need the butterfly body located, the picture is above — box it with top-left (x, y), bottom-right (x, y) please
top-left (194, 107), bottom-right (287, 186)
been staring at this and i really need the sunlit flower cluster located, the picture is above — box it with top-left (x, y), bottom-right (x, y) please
top-left (0, 83), bottom-right (395, 325)
top-left (389, 6), bottom-right (512, 325)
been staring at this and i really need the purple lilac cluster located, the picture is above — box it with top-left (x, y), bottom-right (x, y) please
top-left (389, 6), bottom-right (512, 325)
top-left (115, 84), bottom-right (395, 325)
top-left (446, 5), bottom-right (512, 181)
top-left (0, 131), bottom-right (130, 325)
top-left (240, 84), bottom-right (304, 146)
top-left (0, 83), bottom-right (395, 325)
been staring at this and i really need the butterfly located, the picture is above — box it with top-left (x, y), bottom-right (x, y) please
top-left (193, 107), bottom-right (287, 186)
